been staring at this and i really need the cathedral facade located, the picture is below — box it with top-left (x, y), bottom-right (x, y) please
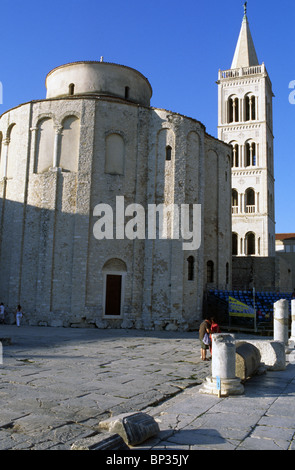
top-left (0, 61), bottom-right (232, 329)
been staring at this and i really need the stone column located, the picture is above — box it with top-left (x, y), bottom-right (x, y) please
top-left (273, 299), bottom-right (289, 345)
top-left (2, 139), bottom-right (9, 178)
top-left (200, 333), bottom-right (244, 396)
top-left (289, 299), bottom-right (295, 345)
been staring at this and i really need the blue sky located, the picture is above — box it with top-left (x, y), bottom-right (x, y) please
top-left (0, 0), bottom-right (294, 233)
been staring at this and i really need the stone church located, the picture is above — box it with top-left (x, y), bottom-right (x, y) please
top-left (0, 60), bottom-right (232, 330)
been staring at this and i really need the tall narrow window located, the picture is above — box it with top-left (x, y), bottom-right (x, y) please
top-left (165, 145), bottom-right (172, 161)
top-left (226, 262), bottom-right (229, 285)
top-left (207, 260), bottom-right (214, 283)
top-left (125, 86), bottom-right (130, 99)
top-left (245, 142), bottom-right (256, 167)
top-left (245, 94), bottom-right (256, 121)
top-left (69, 83), bottom-right (75, 95)
top-left (245, 188), bottom-right (255, 213)
top-left (228, 97), bottom-right (239, 123)
top-left (187, 256), bottom-right (195, 281)
top-left (232, 143), bottom-right (239, 167)
top-left (246, 232), bottom-right (255, 255)
top-left (232, 189), bottom-right (238, 214)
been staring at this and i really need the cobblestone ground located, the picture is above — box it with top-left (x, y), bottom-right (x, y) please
top-left (0, 326), bottom-right (211, 450)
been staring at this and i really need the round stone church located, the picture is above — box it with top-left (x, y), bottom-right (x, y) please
top-left (0, 60), bottom-right (231, 330)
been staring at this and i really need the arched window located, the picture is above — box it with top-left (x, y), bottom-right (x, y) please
top-left (246, 232), bottom-right (255, 255)
top-left (245, 188), bottom-right (255, 213)
top-left (232, 189), bottom-right (238, 214)
top-left (232, 233), bottom-right (238, 255)
top-left (207, 260), bottom-right (214, 283)
top-left (187, 256), bottom-right (195, 281)
top-left (231, 143), bottom-right (239, 167)
top-left (69, 83), bottom-right (75, 95)
top-left (228, 96), bottom-right (239, 123)
top-left (245, 94), bottom-right (256, 121)
top-left (105, 133), bottom-right (125, 175)
top-left (245, 141), bottom-right (256, 167)
top-left (165, 145), bottom-right (172, 161)
top-left (125, 86), bottom-right (130, 99)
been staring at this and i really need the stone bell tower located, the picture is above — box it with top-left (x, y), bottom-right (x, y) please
top-left (217, 3), bottom-right (275, 259)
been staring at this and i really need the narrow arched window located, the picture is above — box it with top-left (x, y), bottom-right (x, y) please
top-left (246, 232), bottom-right (255, 255)
top-left (245, 188), bottom-right (255, 213)
top-left (165, 145), bottom-right (172, 161)
top-left (228, 97), bottom-right (239, 123)
top-left (187, 256), bottom-right (195, 281)
top-left (245, 94), bottom-right (256, 121)
top-left (69, 83), bottom-right (75, 95)
top-left (245, 142), bottom-right (256, 167)
top-left (207, 260), bottom-right (214, 283)
top-left (125, 86), bottom-right (130, 99)
top-left (232, 143), bottom-right (239, 167)
top-left (232, 189), bottom-right (238, 214)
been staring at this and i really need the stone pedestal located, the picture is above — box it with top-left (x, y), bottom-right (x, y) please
top-left (289, 299), bottom-right (295, 346)
top-left (274, 299), bottom-right (289, 345)
top-left (199, 333), bottom-right (244, 397)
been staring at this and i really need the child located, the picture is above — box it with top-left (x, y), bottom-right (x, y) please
top-left (209, 317), bottom-right (220, 354)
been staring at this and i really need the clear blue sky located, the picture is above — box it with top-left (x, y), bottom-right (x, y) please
top-left (0, 0), bottom-right (294, 233)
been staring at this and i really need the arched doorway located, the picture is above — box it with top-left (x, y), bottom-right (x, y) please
top-left (102, 259), bottom-right (127, 317)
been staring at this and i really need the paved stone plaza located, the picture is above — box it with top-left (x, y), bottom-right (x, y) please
top-left (0, 325), bottom-right (295, 450)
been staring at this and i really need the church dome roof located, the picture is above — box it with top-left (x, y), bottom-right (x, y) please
top-left (45, 60), bottom-right (153, 106)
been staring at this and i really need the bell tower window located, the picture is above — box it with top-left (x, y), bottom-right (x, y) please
top-left (228, 96), bottom-right (239, 123)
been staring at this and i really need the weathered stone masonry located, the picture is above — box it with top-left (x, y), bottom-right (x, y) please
top-left (0, 61), bottom-right (232, 330)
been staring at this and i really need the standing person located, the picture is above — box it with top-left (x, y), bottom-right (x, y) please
top-left (16, 305), bottom-right (23, 327)
top-left (199, 317), bottom-right (212, 361)
top-left (0, 303), bottom-right (4, 324)
top-left (209, 317), bottom-right (220, 354)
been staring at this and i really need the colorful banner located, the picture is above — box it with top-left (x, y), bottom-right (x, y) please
top-left (228, 296), bottom-right (255, 318)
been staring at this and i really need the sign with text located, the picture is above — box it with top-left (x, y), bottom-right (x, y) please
top-left (228, 296), bottom-right (255, 318)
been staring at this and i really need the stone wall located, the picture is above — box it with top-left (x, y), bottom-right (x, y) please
top-left (0, 88), bottom-right (231, 330)
top-left (232, 256), bottom-right (276, 291)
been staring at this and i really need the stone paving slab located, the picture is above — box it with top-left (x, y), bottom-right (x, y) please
top-left (139, 359), bottom-right (295, 451)
top-left (1, 325), bottom-right (295, 450)
top-left (0, 325), bottom-right (210, 450)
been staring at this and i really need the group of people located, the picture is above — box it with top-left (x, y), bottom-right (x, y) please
top-left (199, 316), bottom-right (220, 361)
top-left (0, 303), bottom-right (24, 327)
